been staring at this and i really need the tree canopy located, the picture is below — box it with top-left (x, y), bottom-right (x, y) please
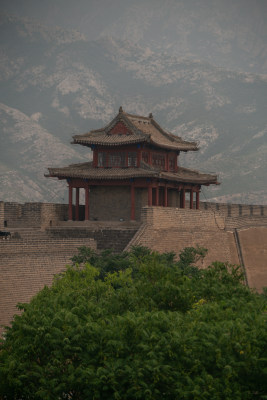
top-left (0, 246), bottom-right (267, 399)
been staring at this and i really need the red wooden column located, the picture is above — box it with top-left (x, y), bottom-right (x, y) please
top-left (196, 190), bottom-right (200, 210)
top-left (190, 188), bottom-right (194, 209)
top-left (93, 149), bottom-right (98, 167)
top-left (155, 185), bottom-right (159, 206)
top-left (180, 188), bottom-right (185, 208)
top-left (68, 183), bottom-right (73, 220)
top-left (85, 185), bottom-right (90, 220)
top-left (148, 184), bottom-right (152, 206)
top-left (75, 188), bottom-right (80, 221)
top-left (164, 185), bottom-right (168, 207)
top-left (131, 183), bottom-right (135, 220)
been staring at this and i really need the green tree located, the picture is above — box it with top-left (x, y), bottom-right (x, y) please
top-left (0, 246), bottom-right (266, 399)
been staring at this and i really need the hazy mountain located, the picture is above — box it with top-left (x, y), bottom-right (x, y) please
top-left (0, 3), bottom-right (266, 204)
top-left (1, 0), bottom-right (266, 74)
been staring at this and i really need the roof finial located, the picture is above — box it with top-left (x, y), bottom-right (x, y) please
top-left (119, 106), bottom-right (123, 113)
top-left (149, 112), bottom-right (153, 119)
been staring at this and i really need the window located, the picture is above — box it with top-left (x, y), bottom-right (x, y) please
top-left (109, 152), bottom-right (126, 167)
top-left (169, 157), bottom-right (175, 171)
top-left (152, 153), bottom-right (165, 170)
top-left (142, 152), bottom-right (149, 163)
top-left (128, 152), bottom-right (137, 167)
top-left (98, 151), bottom-right (137, 167)
top-left (98, 152), bottom-right (107, 167)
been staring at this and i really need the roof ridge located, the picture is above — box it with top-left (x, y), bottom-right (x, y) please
top-left (73, 108), bottom-right (198, 151)
top-left (124, 112), bottom-right (150, 120)
top-left (88, 111), bottom-right (150, 139)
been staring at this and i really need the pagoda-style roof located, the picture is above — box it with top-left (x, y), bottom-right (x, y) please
top-left (72, 107), bottom-right (198, 152)
top-left (47, 161), bottom-right (218, 185)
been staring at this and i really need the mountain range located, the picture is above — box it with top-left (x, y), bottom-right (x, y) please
top-left (0, 0), bottom-right (266, 204)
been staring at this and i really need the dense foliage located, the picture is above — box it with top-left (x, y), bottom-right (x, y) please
top-left (0, 246), bottom-right (267, 399)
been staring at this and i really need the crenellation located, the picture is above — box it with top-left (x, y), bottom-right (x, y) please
top-left (199, 201), bottom-right (267, 217)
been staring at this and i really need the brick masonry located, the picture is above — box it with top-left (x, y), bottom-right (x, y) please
top-left (90, 186), bottom-right (147, 221)
top-left (0, 235), bottom-right (96, 335)
top-left (1, 200), bottom-right (267, 335)
top-left (236, 227), bottom-right (267, 292)
top-left (2, 202), bottom-right (68, 228)
top-left (126, 206), bottom-right (238, 267)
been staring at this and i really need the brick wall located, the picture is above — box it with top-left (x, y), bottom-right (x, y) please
top-left (2, 202), bottom-right (68, 228)
top-left (127, 206), bottom-right (237, 268)
top-left (89, 186), bottom-right (147, 221)
top-left (40, 203), bottom-right (68, 227)
top-left (237, 227), bottom-right (267, 292)
top-left (48, 226), bottom-right (139, 253)
top-left (225, 215), bottom-right (267, 230)
top-left (4, 202), bottom-right (42, 228)
top-left (0, 235), bottom-right (96, 335)
top-left (199, 202), bottom-right (267, 217)
top-left (2, 200), bottom-right (266, 227)
top-left (3, 202), bottom-right (23, 227)
top-left (141, 206), bottom-right (225, 230)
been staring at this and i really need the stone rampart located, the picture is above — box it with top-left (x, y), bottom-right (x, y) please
top-left (0, 235), bottom-right (96, 335)
top-left (40, 203), bottom-right (68, 228)
top-left (127, 206), bottom-right (238, 268)
top-left (199, 201), bottom-right (267, 217)
top-left (236, 227), bottom-right (267, 292)
top-left (2, 202), bottom-right (68, 229)
top-left (1, 200), bottom-right (267, 335)
top-left (48, 226), bottom-right (139, 253)
top-left (225, 215), bottom-right (267, 230)
top-left (141, 206), bottom-right (225, 230)
top-left (2, 200), bottom-right (267, 229)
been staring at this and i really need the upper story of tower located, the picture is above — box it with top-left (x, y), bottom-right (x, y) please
top-left (72, 107), bottom-right (198, 173)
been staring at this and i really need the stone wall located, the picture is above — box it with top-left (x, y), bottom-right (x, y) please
top-left (1, 199), bottom-right (267, 336)
top-left (3, 202), bottom-right (24, 227)
top-left (126, 206), bottom-right (267, 291)
top-left (2, 202), bottom-right (68, 228)
top-left (3, 200), bottom-right (266, 228)
top-left (236, 227), bottom-right (267, 292)
top-left (40, 203), bottom-right (68, 227)
top-left (48, 225), bottom-right (139, 253)
top-left (199, 202), bottom-right (267, 217)
top-left (127, 206), bottom-right (238, 268)
top-left (0, 235), bottom-right (96, 335)
top-left (89, 186), bottom-right (147, 221)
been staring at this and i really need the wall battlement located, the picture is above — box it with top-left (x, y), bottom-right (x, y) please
top-left (199, 201), bottom-right (267, 217)
top-left (1, 200), bottom-right (266, 230)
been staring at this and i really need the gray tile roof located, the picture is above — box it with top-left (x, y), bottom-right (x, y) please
top-left (72, 108), bottom-right (198, 152)
top-left (47, 161), bottom-right (218, 185)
